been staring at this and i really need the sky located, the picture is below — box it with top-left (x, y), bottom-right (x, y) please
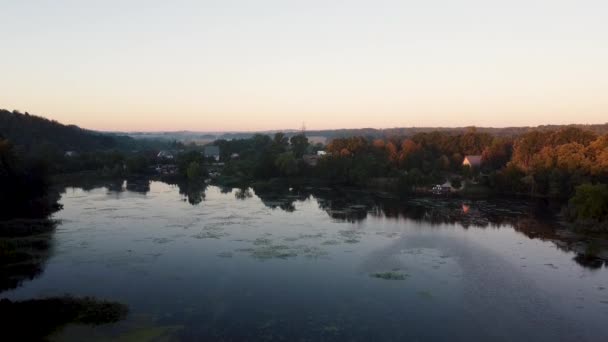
top-left (1, 0), bottom-right (607, 132)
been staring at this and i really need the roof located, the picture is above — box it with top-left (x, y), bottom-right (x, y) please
top-left (463, 155), bottom-right (482, 166)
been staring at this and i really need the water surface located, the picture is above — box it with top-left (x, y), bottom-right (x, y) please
top-left (4, 181), bottom-right (608, 341)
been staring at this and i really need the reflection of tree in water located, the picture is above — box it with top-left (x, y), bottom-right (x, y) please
top-left (234, 187), bottom-right (253, 200)
top-left (251, 184), bottom-right (310, 213)
top-left (314, 190), bottom-right (374, 223)
top-left (573, 254), bottom-right (607, 270)
top-left (0, 296), bottom-right (128, 340)
top-left (0, 219), bottom-right (56, 292)
top-left (125, 178), bottom-right (150, 194)
top-left (0, 217), bottom-right (128, 339)
top-left (234, 182), bottom-right (608, 270)
top-left (57, 177), bottom-right (126, 193)
top-left (177, 181), bottom-right (207, 205)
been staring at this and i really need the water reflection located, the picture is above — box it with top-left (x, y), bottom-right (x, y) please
top-left (56, 177), bottom-right (608, 271)
top-left (229, 183), bottom-right (608, 270)
top-left (0, 219), bottom-right (56, 292)
top-left (5, 178), bottom-right (608, 341)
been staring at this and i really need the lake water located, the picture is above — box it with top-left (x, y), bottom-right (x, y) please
top-left (3, 181), bottom-right (608, 341)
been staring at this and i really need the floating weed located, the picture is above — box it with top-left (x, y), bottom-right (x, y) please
top-left (217, 252), bottom-right (233, 258)
top-left (235, 248), bottom-right (255, 253)
top-left (283, 237), bottom-right (300, 242)
top-left (202, 225), bottom-right (225, 231)
top-left (376, 231), bottom-right (399, 238)
top-left (298, 233), bottom-right (324, 239)
top-left (321, 240), bottom-right (340, 246)
top-left (294, 245), bottom-right (328, 258)
top-left (251, 245), bottom-right (298, 260)
top-left (253, 237), bottom-right (273, 245)
top-left (339, 230), bottom-right (363, 244)
top-left (370, 271), bottom-right (409, 280)
top-left (152, 238), bottom-right (172, 244)
top-left (192, 231), bottom-right (228, 239)
top-left (339, 230), bottom-right (363, 238)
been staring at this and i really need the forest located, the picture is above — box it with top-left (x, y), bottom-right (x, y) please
top-left (214, 127), bottom-right (608, 231)
top-left (1, 108), bottom-right (607, 231)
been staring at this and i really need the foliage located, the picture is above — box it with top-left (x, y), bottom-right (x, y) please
top-left (290, 134), bottom-right (309, 158)
top-left (0, 139), bottom-right (60, 219)
top-left (0, 109), bottom-right (170, 157)
top-left (567, 183), bottom-right (608, 221)
top-left (186, 161), bottom-right (203, 181)
top-left (275, 152), bottom-right (299, 176)
top-left (177, 151), bottom-right (206, 179)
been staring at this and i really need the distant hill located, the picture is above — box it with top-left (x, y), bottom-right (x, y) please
top-left (120, 123), bottom-right (608, 143)
top-left (0, 109), bottom-right (148, 154)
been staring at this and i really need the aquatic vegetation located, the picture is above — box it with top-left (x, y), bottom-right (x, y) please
top-left (152, 237), bottom-right (172, 244)
top-left (0, 296), bottom-right (128, 340)
top-left (251, 244), bottom-right (298, 260)
top-left (293, 245), bottom-right (328, 258)
top-left (339, 230), bottom-right (363, 244)
top-left (252, 237), bottom-right (273, 245)
top-left (321, 240), bottom-right (340, 245)
top-left (298, 232), bottom-right (324, 239)
top-left (192, 231), bottom-right (228, 239)
top-left (283, 236), bottom-right (300, 242)
top-left (370, 271), bottom-right (409, 280)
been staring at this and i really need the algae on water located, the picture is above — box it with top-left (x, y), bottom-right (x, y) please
top-left (370, 271), bottom-right (409, 280)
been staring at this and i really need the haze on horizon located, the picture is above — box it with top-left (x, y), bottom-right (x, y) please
top-left (1, 0), bottom-right (607, 132)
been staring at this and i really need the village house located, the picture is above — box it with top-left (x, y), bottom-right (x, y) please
top-left (157, 150), bottom-right (175, 160)
top-left (462, 155), bottom-right (482, 168)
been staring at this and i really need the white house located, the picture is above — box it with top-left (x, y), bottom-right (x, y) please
top-left (157, 151), bottom-right (174, 160)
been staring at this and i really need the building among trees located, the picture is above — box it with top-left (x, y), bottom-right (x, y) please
top-left (463, 155), bottom-right (482, 168)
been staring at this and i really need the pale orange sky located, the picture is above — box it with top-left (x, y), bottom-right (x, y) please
top-left (1, 0), bottom-right (607, 131)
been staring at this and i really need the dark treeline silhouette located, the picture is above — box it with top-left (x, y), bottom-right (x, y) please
top-left (160, 123), bottom-right (608, 142)
top-left (0, 109), bottom-right (176, 174)
top-left (0, 138), bottom-right (61, 219)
